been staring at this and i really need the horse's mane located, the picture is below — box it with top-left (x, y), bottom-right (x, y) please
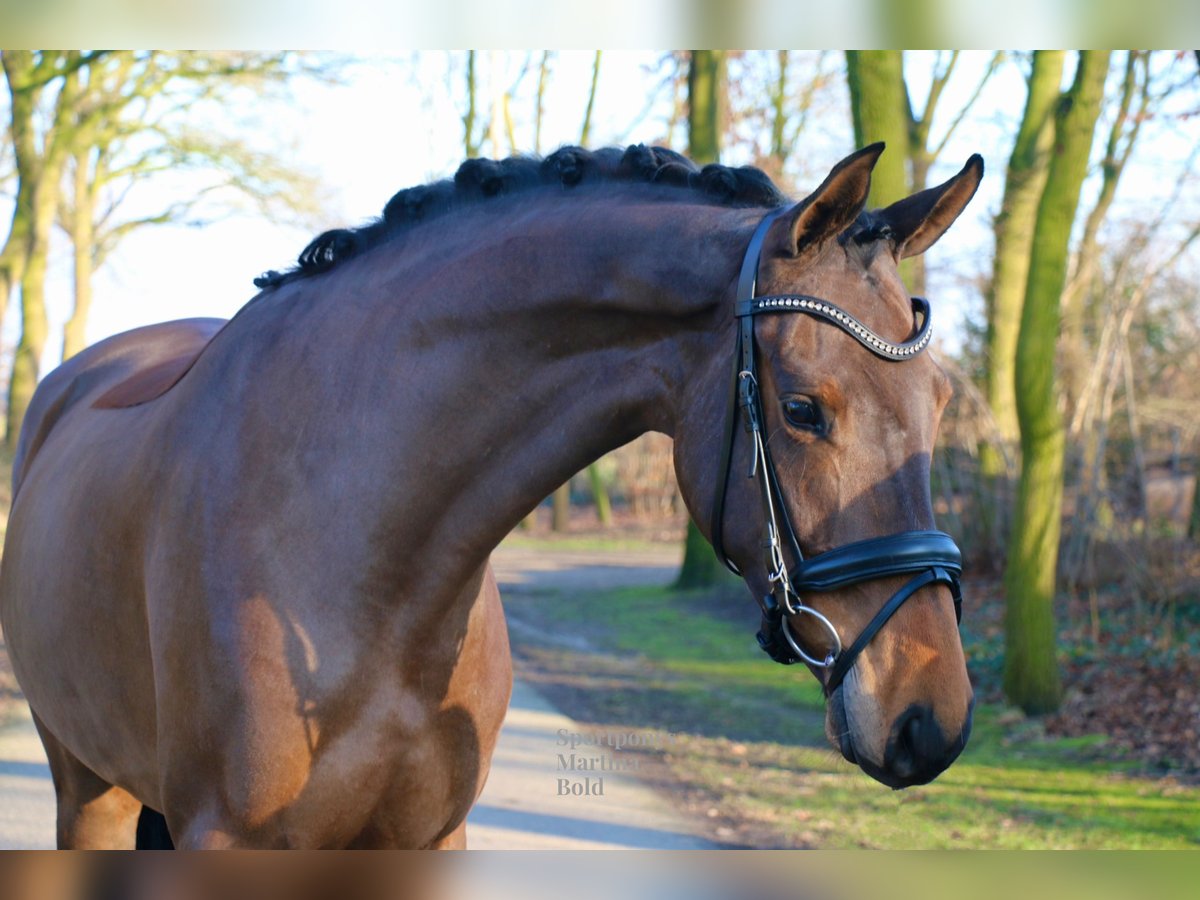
top-left (253, 144), bottom-right (791, 290)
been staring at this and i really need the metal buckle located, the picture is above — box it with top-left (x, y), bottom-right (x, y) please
top-left (737, 370), bottom-right (760, 437)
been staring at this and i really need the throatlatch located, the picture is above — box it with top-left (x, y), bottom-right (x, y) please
top-left (709, 208), bottom-right (964, 696)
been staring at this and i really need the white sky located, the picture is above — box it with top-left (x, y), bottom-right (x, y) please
top-left (19, 51), bottom-right (1200, 371)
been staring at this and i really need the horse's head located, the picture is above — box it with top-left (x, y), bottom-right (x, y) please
top-left (676, 144), bottom-right (983, 789)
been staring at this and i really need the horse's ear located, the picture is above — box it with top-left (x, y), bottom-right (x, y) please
top-left (876, 154), bottom-right (984, 260)
top-left (767, 142), bottom-right (885, 259)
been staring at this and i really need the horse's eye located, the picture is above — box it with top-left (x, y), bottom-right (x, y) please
top-left (782, 398), bottom-right (824, 432)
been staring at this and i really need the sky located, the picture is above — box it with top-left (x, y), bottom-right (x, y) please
top-left (17, 51), bottom-right (1200, 371)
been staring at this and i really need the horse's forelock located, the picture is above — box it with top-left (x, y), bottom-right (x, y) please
top-left (849, 212), bottom-right (896, 246)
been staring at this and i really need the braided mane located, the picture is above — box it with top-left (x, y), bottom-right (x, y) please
top-left (254, 144), bottom-right (790, 290)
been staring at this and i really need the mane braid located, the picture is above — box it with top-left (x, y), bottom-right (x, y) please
top-left (253, 144), bottom-right (790, 290)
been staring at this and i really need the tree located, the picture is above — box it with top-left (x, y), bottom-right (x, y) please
top-left (579, 51), bottom-right (602, 147)
top-left (844, 51), bottom-right (909, 207)
top-left (720, 51), bottom-right (835, 190)
top-left (980, 51), bottom-right (1066, 546)
top-left (1054, 52), bottom-right (1159, 581)
top-left (766, 51), bottom-right (829, 172)
top-left (1003, 51), bottom-right (1112, 714)
top-left (533, 51), bottom-right (551, 154)
top-left (1061, 149), bottom-right (1200, 586)
top-left (1, 51), bottom-right (325, 445)
top-left (2, 51), bottom-right (95, 446)
top-left (1062, 52), bottom-right (1152, 421)
top-left (686, 50), bottom-right (723, 163)
top-left (846, 51), bottom-right (998, 294)
top-left (676, 50), bottom-right (729, 589)
top-left (463, 50), bottom-right (482, 157)
top-left (57, 54), bottom-right (324, 362)
top-left (905, 52), bottom-right (1001, 197)
top-left (905, 52), bottom-right (1001, 295)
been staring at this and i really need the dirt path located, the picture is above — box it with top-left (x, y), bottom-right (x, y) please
top-left (472, 542), bottom-right (715, 848)
top-left (489, 544), bottom-right (682, 594)
top-left (0, 542), bottom-right (715, 849)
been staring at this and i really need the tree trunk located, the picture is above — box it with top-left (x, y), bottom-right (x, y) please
top-left (675, 516), bottom-right (725, 589)
top-left (769, 50), bottom-right (789, 162)
top-left (0, 197), bottom-right (29, 350)
top-left (7, 170), bottom-right (58, 447)
top-left (984, 51), bottom-right (1064, 463)
top-left (552, 482), bottom-right (571, 532)
top-left (533, 51), bottom-right (550, 154)
top-left (1003, 51), bottom-right (1111, 715)
top-left (675, 50), bottom-right (728, 587)
top-left (845, 51), bottom-right (914, 287)
top-left (0, 52), bottom-right (38, 413)
top-left (63, 148), bottom-right (94, 361)
top-left (587, 464), bottom-right (612, 527)
top-left (686, 50), bottom-right (723, 164)
top-left (579, 51), bottom-right (601, 147)
top-left (980, 51), bottom-right (1066, 550)
top-left (463, 51), bottom-right (480, 157)
top-left (845, 51), bottom-right (909, 207)
top-left (4, 53), bottom-right (81, 449)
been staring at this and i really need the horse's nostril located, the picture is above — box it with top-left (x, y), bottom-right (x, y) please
top-left (862, 700), bottom-right (972, 790)
top-left (886, 704), bottom-right (941, 783)
top-left (902, 712), bottom-right (923, 753)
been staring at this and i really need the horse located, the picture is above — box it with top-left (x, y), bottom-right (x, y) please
top-left (0, 142), bottom-right (982, 848)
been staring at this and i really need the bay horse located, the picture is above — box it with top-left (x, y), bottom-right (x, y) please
top-left (0, 142), bottom-right (982, 849)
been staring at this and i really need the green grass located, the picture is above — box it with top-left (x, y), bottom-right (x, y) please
top-left (504, 582), bottom-right (1200, 849)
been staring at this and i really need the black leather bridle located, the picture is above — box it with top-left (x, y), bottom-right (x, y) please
top-left (710, 208), bottom-right (964, 696)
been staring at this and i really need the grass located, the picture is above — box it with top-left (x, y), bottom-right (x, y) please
top-left (504, 581), bottom-right (1200, 849)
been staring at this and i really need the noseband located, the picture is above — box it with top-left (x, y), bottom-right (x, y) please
top-left (709, 208), bottom-right (964, 696)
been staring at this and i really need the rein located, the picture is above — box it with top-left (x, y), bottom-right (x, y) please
top-left (709, 209), bottom-right (963, 696)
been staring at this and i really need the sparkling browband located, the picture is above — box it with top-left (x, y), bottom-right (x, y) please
top-left (734, 294), bottom-right (933, 362)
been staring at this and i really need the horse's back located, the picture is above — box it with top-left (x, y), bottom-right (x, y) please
top-left (12, 317), bottom-right (224, 496)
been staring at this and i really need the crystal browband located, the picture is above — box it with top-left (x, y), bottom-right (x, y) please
top-left (734, 294), bottom-right (933, 362)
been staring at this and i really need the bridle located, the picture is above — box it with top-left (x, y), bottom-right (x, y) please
top-left (709, 208), bottom-right (964, 696)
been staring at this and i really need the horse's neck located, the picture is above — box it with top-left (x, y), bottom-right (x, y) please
top-left (209, 200), bottom-right (744, 589)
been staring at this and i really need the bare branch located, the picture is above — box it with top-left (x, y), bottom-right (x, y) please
top-left (579, 51), bottom-right (602, 146)
top-left (930, 51), bottom-right (1003, 160)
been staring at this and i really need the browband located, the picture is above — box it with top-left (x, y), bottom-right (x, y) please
top-left (736, 295), bottom-right (934, 361)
